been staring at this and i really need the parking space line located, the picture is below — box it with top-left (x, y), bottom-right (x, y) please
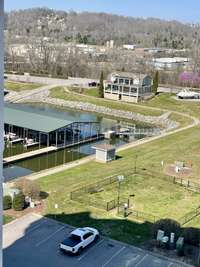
top-left (101, 246), bottom-right (126, 267)
top-left (78, 238), bottom-right (105, 261)
top-left (126, 254), bottom-right (141, 265)
top-left (134, 254), bottom-right (148, 267)
top-left (35, 226), bottom-right (65, 247)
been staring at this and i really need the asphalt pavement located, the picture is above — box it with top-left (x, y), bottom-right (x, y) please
top-left (3, 213), bottom-right (193, 267)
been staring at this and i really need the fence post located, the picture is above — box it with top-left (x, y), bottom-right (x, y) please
top-left (187, 180), bottom-right (190, 188)
top-left (173, 177), bottom-right (176, 184)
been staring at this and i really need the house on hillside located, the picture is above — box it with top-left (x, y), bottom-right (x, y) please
top-left (104, 72), bottom-right (153, 103)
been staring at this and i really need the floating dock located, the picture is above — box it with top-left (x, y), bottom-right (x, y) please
top-left (9, 138), bottom-right (24, 144)
top-left (3, 146), bottom-right (57, 165)
top-left (3, 135), bottom-right (104, 165)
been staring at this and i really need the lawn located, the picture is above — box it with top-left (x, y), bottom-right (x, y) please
top-left (50, 87), bottom-right (163, 116)
top-left (38, 124), bottom-right (200, 244)
top-left (83, 87), bottom-right (100, 97)
top-left (37, 91), bottom-right (200, 245)
top-left (3, 214), bottom-right (15, 224)
top-left (185, 216), bottom-right (200, 228)
top-left (5, 81), bottom-right (42, 91)
top-left (68, 86), bottom-right (100, 98)
top-left (143, 93), bottom-right (200, 119)
top-left (74, 173), bottom-right (200, 220)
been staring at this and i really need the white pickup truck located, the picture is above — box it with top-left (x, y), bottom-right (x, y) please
top-left (60, 227), bottom-right (99, 254)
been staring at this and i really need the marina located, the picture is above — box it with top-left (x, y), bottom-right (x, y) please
top-left (3, 103), bottom-right (159, 181)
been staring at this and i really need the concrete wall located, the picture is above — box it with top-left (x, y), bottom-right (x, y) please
top-left (121, 95), bottom-right (137, 103)
top-left (96, 150), bottom-right (106, 162)
top-left (0, 1), bottom-right (4, 266)
top-left (104, 92), bottom-right (119, 101)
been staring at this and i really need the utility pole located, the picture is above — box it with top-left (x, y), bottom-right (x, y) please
top-left (0, 1), bottom-right (4, 267)
top-left (117, 175), bottom-right (124, 214)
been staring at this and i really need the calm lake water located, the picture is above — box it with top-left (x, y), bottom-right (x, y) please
top-left (3, 103), bottom-right (157, 181)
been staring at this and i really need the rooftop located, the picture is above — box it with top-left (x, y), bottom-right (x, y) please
top-left (4, 104), bottom-right (75, 133)
top-left (153, 57), bottom-right (190, 63)
top-left (110, 72), bottom-right (147, 80)
top-left (92, 143), bottom-right (116, 151)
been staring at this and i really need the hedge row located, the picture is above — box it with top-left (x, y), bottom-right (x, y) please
top-left (3, 193), bottom-right (25, 211)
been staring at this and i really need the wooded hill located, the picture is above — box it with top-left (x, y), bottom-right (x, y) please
top-left (5, 8), bottom-right (200, 48)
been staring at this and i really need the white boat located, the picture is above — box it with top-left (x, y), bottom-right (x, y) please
top-left (177, 89), bottom-right (200, 99)
top-left (5, 132), bottom-right (16, 140)
top-left (24, 138), bottom-right (39, 148)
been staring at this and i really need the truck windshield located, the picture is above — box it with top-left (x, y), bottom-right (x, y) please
top-left (69, 234), bottom-right (81, 242)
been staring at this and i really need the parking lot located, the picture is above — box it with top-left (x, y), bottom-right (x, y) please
top-left (3, 213), bottom-right (192, 267)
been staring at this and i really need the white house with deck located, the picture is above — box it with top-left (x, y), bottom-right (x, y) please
top-left (104, 72), bottom-right (153, 103)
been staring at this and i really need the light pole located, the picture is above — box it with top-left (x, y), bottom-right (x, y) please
top-left (117, 175), bottom-right (124, 214)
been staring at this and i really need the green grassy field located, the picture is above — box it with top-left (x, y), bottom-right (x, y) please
top-left (185, 217), bottom-right (200, 228)
top-left (3, 215), bottom-right (15, 224)
top-left (83, 87), bottom-right (100, 97)
top-left (143, 93), bottom-right (200, 119)
top-left (74, 173), bottom-right (200, 220)
top-left (50, 87), bottom-right (163, 116)
top-left (67, 86), bottom-right (100, 98)
top-left (38, 90), bottom-right (200, 245)
top-left (5, 81), bottom-right (42, 91)
top-left (38, 124), bottom-right (200, 244)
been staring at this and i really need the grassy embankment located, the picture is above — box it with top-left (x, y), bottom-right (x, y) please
top-left (3, 215), bottom-right (15, 225)
top-left (36, 89), bottom-right (200, 245)
top-left (50, 87), bottom-right (163, 117)
top-left (5, 81), bottom-right (42, 91)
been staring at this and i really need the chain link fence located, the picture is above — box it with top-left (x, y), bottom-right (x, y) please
top-left (70, 168), bottom-right (200, 225)
top-left (179, 206), bottom-right (200, 225)
top-left (70, 170), bottom-right (135, 211)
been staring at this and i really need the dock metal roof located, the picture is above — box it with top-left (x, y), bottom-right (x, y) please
top-left (4, 105), bottom-right (75, 133)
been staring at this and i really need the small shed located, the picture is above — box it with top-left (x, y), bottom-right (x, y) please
top-left (92, 144), bottom-right (116, 163)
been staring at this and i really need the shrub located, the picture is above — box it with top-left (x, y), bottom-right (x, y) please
top-left (152, 219), bottom-right (181, 239)
top-left (183, 227), bottom-right (200, 246)
top-left (14, 179), bottom-right (41, 200)
top-left (3, 195), bottom-right (12, 210)
top-left (13, 192), bottom-right (25, 211)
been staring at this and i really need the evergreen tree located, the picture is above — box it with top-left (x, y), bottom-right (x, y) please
top-left (99, 71), bottom-right (104, 98)
top-left (153, 71), bottom-right (159, 95)
top-left (3, 195), bottom-right (12, 210)
top-left (13, 192), bottom-right (25, 211)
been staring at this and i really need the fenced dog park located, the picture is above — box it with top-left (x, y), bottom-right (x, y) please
top-left (70, 169), bottom-right (200, 225)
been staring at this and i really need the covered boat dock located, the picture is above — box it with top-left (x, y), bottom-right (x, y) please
top-left (4, 105), bottom-right (103, 149)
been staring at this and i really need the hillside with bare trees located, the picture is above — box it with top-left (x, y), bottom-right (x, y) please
top-left (5, 8), bottom-right (200, 48)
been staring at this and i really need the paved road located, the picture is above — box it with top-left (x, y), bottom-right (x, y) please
top-left (158, 86), bottom-right (181, 94)
top-left (5, 84), bottom-right (57, 103)
top-left (6, 73), bottom-right (97, 87)
top-left (3, 214), bottom-right (193, 267)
